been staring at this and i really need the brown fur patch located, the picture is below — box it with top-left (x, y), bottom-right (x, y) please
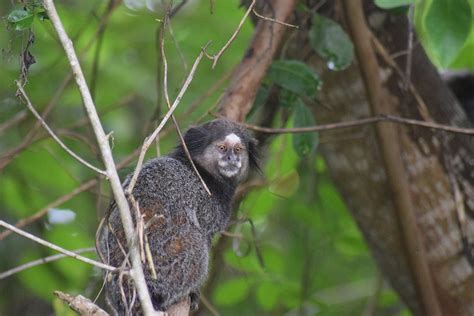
top-left (166, 237), bottom-right (184, 256)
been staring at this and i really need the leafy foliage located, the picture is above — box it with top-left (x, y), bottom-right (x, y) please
top-left (267, 60), bottom-right (322, 98)
top-left (5, 0), bottom-right (463, 315)
top-left (376, 0), bottom-right (474, 69)
top-left (420, 0), bottom-right (472, 67)
top-left (309, 14), bottom-right (354, 71)
top-left (7, 2), bottom-right (48, 31)
top-left (375, 0), bottom-right (414, 9)
top-left (292, 100), bottom-right (318, 157)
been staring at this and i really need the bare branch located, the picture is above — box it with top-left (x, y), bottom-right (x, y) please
top-left (0, 247), bottom-right (95, 280)
top-left (239, 114), bottom-right (474, 135)
top-left (0, 220), bottom-right (116, 272)
top-left (54, 291), bottom-right (109, 316)
top-left (42, 1), bottom-right (159, 314)
top-left (0, 110), bottom-right (27, 135)
top-left (0, 1), bottom-right (121, 171)
top-left (252, 8), bottom-right (299, 28)
top-left (159, 15), bottom-right (211, 195)
top-left (205, 0), bottom-right (257, 69)
top-left (0, 122), bottom-right (173, 242)
top-left (342, 1), bottom-right (441, 314)
top-left (16, 81), bottom-right (107, 175)
top-left (126, 43), bottom-right (209, 194)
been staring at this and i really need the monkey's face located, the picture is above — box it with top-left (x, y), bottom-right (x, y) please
top-left (199, 133), bottom-right (250, 182)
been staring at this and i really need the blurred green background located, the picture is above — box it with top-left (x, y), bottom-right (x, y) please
top-left (0, 1), bottom-right (416, 315)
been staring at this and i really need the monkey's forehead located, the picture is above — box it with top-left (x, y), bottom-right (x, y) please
top-left (209, 132), bottom-right (245, 146)
top-left (221, 133), bottom-right (242, 146)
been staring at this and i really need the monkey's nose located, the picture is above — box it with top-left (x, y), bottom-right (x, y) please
top-left (226, 153), bottom-right (238, 162)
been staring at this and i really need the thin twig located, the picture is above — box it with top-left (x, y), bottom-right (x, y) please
top-left (0, 1), bottom-right (121, 171)
top-left (0, 247), bottom-right (96, 280)
top-left (90, 0), bottom-right (114, 100)
top-left (159, 15), bottom-right (211, 195)
top-left (0, 73), bottom-right (72, 171)
top-left (0, 121), bottom-right (174, 242)
top-left (0, 179), bottom-right (97, 241)
top-left (126, 43), bottom-right (209, 194)
top-left (205, 0), bottom-right (256, 69)
top-left (200, 294), bottom-right (220, 316)
top-left (0, 110), bottom-right (27, 135)
top-left (404, 4), bottom-right (414, 90)
top-left (42, 1), bottom-right (159, 314)
top-left (0, 221), bottom-right (116, 272)
top-left (238, 114), bottom-right (474, 135)
top-left (55, 291), bottom-right (109, 316)
top-left (170, 0), bottom-right (188, 18)
top-left (16, 81), bottom-right (107, 176)
top-left (220, 231), bottom-right (243, 239)
top-left (252, 8), bottom-right (298, 28)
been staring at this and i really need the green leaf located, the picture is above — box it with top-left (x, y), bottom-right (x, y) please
top-left (309, 14), bottom-right (354, 71)
top-left (7, 9), bottom-right (35, 31)
top-left (247, 85), bottom-right (269, 119)
top-left (423, 0), bottom-right (472, 67)
top-left (374, 0), bottom-right (414, 9)
top-left (256, 281), bottom-right (281, 310)
top-left (279, 89), bottom-right (299, 108)
top-left (213, 278), bottom-right (250, 306)
top-left (269, 170), bottom-right (300, 198)
top-left (267, 60), bottom-right (321, 98)
top-left (292, 100), bottom-right (318, 157)
top-left (263, 247), bottom-right (286, 274)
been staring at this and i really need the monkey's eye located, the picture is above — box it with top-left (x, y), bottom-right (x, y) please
top-left (234, 145), bottom-right (242, 153)
top-left (218, 144), bottom-right (227, 152)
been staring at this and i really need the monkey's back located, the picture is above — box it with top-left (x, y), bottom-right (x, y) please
top-left (97, 157), bottom-right (215, 314)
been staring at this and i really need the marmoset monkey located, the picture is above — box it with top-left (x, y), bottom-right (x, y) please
top-left (96, 119), bottom-right (258, 315)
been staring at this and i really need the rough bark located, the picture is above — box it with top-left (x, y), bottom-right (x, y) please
top-left (285, 2), bottom-right (474, 315)
top-left (217, 0), bottom-right (298, 122)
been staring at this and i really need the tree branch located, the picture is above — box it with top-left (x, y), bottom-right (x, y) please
top-left (341, 1), bottom-right (442, 315)
top-left (42, 1), bottom-right (159, 314)
top-left (0, 221), bottom-right (115, 272)
top-left (239, 114), bottom-right (474, 135)
top-left (0, 247), bottom-right (95, 280)
top-left (16, 81), bottom-right (107, 176)
top-left (125, 43), bottom-right (209, 194)
top-left (54, 291), bottom-right (109, 316)
top-left (217, 0), bottom-right (298, 122)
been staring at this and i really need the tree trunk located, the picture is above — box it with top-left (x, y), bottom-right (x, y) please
top-left (287, 1), bottom-right (474, 315)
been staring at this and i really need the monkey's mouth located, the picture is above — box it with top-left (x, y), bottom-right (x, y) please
top-left (218, 162), bottom-right (241, 178)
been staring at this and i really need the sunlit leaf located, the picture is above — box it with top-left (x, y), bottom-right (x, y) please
top-left (309, 14), bottom-right (354, 70)
top-left (256, 281), bottom-right (281, 310)
top-left (292, 100), bottom-right (318, 157)
top-left (263, 247), bottom-right (286, 274)
top-left (267, 60), bottom-right (321, 98)
top-left (269, 170), bottom-right (300, 198)
top-left (7, 10), bottom-right (35, 31)
top-left (213, 278), bottom-right (251, 306)
top-left (420, 0), bottom-right (472, 67)
top-left (374, 0), bottom-right (413, 9)
top-left (224, 247), bottom-right (262, 273)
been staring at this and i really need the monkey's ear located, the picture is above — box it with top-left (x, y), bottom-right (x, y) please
top-left (183, 126), bottom-right (211, 156)
top-left (247, 137), bottom-right (261, 173)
